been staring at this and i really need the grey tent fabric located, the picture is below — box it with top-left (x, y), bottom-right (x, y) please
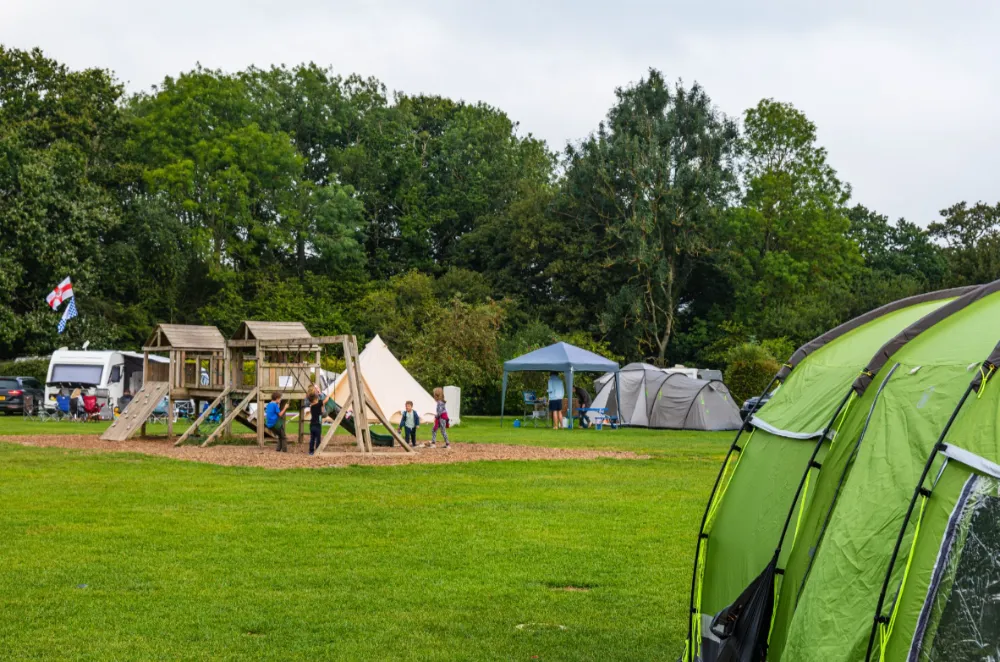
top-left (592, 363), bottom-right (742, 431)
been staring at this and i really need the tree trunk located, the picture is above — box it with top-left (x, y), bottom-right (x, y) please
top-left (296, 231), bottom-right (305, 277)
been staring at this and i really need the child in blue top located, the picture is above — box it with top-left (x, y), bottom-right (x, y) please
top-left (264, 391), bottom-right (289, 452)
top-left (398, 400), bottom-right (420, 448)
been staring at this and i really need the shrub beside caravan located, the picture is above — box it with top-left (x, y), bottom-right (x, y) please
top-left (44, 349), bottom-right (167, 411)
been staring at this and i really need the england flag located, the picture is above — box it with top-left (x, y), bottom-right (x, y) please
top-left (46, 277), bottom-right (74, 310)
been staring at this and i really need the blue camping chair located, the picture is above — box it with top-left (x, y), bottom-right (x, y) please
top-left (55, 394), bottom-right (72, 421)
top-left (206, 405), bottom-right (223, 424)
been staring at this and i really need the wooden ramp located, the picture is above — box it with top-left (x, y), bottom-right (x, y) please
top-left (234, 410), bottom-right (276, 439)
top-left (100, 381), bottom-right (170, 441)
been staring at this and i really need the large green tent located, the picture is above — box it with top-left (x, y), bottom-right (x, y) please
top-left (684, 282), bottom-right (1000, 662)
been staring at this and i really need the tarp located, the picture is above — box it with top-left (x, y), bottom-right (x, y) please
top-left (331, 335), bottom-right (437, 425)
top-left (500, 342), bottom-right (619, 428)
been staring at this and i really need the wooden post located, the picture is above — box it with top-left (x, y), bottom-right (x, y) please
top-left (256, 344), bottom-right (265, 447)
top-left (166, 393), bottom-right (173, 441)
top-left (316, 404), bottom-right (348, 454)
top-left (342, 338), bottom-right (364, 450)
top-left (176, 387), bottom-right (231, 446)
top-left (297, 401), bottom-right (304, 445)
top-left (202, 388), bottom-right (257, 448)
top-left (141, 351), bottom-right (149, 438)
top-left (223, 349), bottom-right (232, 437)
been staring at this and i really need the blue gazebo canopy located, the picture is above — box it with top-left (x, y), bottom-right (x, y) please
top-left (503, 341), bottom-right (620, 373)
top-left (501, 342), bottom-right (620, 428)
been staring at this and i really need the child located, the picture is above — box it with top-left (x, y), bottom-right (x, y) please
top-left (307, 392), bottom-right (330, 456)
top-left (264, 392), bottom-right (289, 452)
top-left (429, 387), bottom-right (450, 448)
top-left (398, 400), bottom-right (420, 447)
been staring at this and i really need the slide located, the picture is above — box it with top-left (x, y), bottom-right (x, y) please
top-left (326, 401), bottom-right (394, 447)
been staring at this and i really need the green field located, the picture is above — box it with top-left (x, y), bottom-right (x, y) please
top-left (0, 417), bottom-right (730, 660)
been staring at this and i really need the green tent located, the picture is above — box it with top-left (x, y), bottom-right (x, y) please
top-left (684, 282), bottom-right (1000, 662)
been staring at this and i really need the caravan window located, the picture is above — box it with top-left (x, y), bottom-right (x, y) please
top-left (109, 365), bottom-right (122, 383)
top-left (50, 364), bottom-right (104, 385)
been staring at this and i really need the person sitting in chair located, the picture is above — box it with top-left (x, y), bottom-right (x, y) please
top-left (574, 385), bottom-right (592, 429)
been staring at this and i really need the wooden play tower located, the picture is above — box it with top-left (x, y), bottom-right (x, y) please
top-left (102, 321), bottom-right (412, 453)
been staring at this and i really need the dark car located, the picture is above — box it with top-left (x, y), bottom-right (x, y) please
top-left (740, 392), bottom-right (772, 425)
top-left (0, 376), bottom-right (45, 415)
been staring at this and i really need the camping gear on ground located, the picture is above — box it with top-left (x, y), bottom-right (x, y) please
top-left (683, 282), bottom-right (1000, 662)
top-left (591, 363), bottom-right (741, 431)
top-left (500, 342), bottom-right (620, 429)
top-left (331, 335), bottom-right (436, 426)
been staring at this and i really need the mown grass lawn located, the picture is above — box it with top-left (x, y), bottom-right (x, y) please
top-left (0, 416), bottom-right (730, 660)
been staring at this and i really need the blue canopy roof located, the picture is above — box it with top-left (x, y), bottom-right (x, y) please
top-left (503, 342), bottom-right (619, 373)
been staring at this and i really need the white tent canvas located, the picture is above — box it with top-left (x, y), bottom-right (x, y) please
top-left (331, 335), bottom-right (437, 425)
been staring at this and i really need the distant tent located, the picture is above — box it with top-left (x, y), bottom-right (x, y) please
top-left (592, 363), bottom-right (742, 431)
top-left (331, 335), bottom-right (437, 425)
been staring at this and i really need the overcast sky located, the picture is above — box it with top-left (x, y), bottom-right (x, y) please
top-left (4, 1), bottom-right (998, 225)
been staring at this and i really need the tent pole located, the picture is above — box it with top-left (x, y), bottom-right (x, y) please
top-left (614, 370), bottom-right (622, 427)
top-left (567, 369), bottom-right (574, 429)
top-left (500, 371), bottom-right (508, 427)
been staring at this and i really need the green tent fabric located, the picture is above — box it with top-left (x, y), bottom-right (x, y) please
top-left (685, 288), bottom-right (968, 662)
top-left (682, 282), bottom-right (1000, 662)
top-left (772, 288), bottom-right (1000, 662)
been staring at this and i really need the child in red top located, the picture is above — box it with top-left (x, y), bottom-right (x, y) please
top-left (430, 387), bottom-right (450, 449)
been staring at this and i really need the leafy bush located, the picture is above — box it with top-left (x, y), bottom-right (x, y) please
top-left (725, 342), bottom-right (780, 402)
top-left (0, 357), bottom-right (50, 383)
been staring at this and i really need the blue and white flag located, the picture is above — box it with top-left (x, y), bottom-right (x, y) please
top-left (57, 297), bottom-right (78, 334)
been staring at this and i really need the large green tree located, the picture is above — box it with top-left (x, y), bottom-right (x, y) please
top-left (928, 201), bottom-right (1000, 285)
top-left (558, 70), bottom-right (739, 363)
top-left (0, 46), bottom-right (129, 354)
top-left (726, 99), bottom-right (859, 343)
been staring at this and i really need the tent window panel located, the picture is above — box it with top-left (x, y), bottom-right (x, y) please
top-left (913, 476), bottom-right (1000, 662)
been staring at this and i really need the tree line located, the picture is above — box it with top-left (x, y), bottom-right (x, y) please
top-left (2, 46), bottom-right (998, 411)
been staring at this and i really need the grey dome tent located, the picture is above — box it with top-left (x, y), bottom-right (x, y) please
top-left (501, 342), bottom-right (620, 429)
top-left (591, 363), bottom-right (741, 431)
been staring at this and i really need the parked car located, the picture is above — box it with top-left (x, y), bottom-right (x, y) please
top-left (0, 376), bottom-right (45, 415)
top-left (740, 392), bottom-right (772, 426)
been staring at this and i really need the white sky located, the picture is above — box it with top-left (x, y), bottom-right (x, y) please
top-left (3, 0), bottom-right (998, 225)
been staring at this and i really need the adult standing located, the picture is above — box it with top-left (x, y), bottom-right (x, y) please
top-left (547, 371), bottom-right (565, 430)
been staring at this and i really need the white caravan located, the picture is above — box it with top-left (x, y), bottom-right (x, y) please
top-left (44, 349), bottom-right (167, 410)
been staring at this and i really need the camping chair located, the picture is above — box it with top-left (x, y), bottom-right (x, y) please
top-left (22, 394), bottom-right (39, 421)
top-left (148, 397), bottom-right (169, 425)
top-left (206, 405), bottom-right (223, 424)
top-left (55, 394), bottom-right (72, 421)
top-left (82, 395), bottom-right (101, 421)
top-left (522, 390), bottom-right (541, 427)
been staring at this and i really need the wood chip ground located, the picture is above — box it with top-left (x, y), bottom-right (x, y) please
top-left (0, 434), bottom-right (647, 469)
